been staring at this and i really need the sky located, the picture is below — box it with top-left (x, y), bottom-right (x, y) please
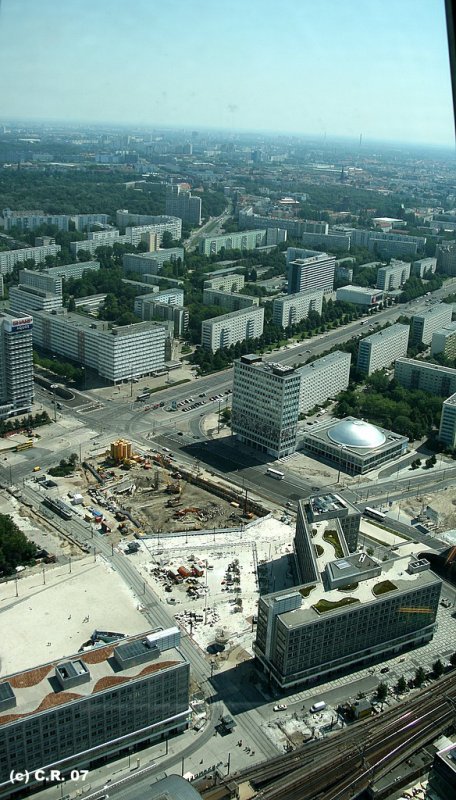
top-left (0, 0), bottom-right (454, 147)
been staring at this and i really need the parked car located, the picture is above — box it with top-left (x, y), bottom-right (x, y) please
top-left (273, 704), bottom-right (287, 712)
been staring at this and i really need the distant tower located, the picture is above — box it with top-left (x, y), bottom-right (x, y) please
top-left (359, 133), bottom-right (363, 148)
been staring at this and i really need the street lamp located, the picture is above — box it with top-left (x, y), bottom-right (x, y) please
top-left (51, 384), bottom-right (58, 422)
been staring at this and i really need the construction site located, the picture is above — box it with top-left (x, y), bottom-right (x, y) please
top-left (77, 438), bottom-right (268, 541)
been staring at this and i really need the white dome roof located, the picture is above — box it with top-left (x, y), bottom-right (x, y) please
top-left (328, 418), bottom-right (386, 449)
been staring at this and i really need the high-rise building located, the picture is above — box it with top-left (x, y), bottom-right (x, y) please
top-left (254, 500), bottom-right (441, 689)
top-left (437, 243), bottom-right (456, 276)
top-left (431, 322), bottom-right (456, 358)
top-left (438, 393), bottom-right (456, 448)
top-left (238, 207), bottom-right (328, 237)
top-left (44, 261), bottom-right (100, 280)
top-left (203, 274), bottom-right (245, 292)
top-left (9, 285), bottom-right (63, 316)
top-left (410, 304), bottom-right (453, 346)
top-left (202, 288), bottom-right (259, 311)
top-left (411, 257), bottom-right (437, 278)
top-left (201, 306), bottom-right (264, 351)
top-left (18, 269), bottom-right (63, 296)
top-left (394, 358), bottom-right (456, 396)
top-left (286, 250), bottom-right (335, 294)
top-left (165, 185), bottom-right (202, 226)
top-left (231, 355), bottom-right (301, 458)
top-left (199, 228), bottom-right (286, 256)
top-left (297, 351), bottom-right (351, 413)
top-left (122, 249), bottom-right (184, 276)
top-left (357, 323), bottom-right (410, 374)
top-left (0, 629), bottom-right (190, 799)
top-left (31, 309), bottom-right (167, 383)
top-left (272, 287), bottom-right (324, 327)
top-left (376, 261), bottom-right (411, 290)
top-left (0, 312), bottom-right (34, 419)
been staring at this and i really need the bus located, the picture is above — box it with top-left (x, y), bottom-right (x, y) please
top-left (136, 393), bottom-right (149, 402)
top-left (266, 468), bottom-right (285, 480)
top-left (364, 506), bottom-right (386, 522)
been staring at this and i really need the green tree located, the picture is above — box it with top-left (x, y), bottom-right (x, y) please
top-left (396, 676), bottom-right (407, 694)
top-left (432, 659), bottom-right (444, 679)
top-left (0, 514), bottom-right (37, 577)
top-left (376, 682), bottom-right (388, 705)
top-left (414, 666), bottom-right (426, 687)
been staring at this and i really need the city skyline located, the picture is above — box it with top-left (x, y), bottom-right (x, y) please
top-left (0, 0), bottom-right (454, 148)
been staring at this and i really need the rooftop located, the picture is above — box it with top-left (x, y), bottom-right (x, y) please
top-left (359, 323), bottom-right (409, 346)
top-left (305, 416), bottom-right (407, 455)
top-left (31, 309), bottom-right (166, 337)
top-left (203, 305), bottom-right (263, 324)
top-left (337, 284), bottom-right (383, 296)
top-left (0, 631), bottom-right (186, 729)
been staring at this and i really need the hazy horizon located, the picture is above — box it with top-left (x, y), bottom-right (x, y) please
top-left (0, 0), bottom-right (454, 149)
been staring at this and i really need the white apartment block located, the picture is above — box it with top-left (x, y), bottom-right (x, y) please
top-left (122, 249), bottom-right (184, 276)
top-left (238, 207), bottom-right (328, 237)
top-left (376, 261), bottom-right (411, 290)
top-left (44, 261), bottom-right (100, 280)
top-left (0, 244), bottom-right (61, 274)
top-left (0, 312), bottom-right (34, 419)
top-left (9, 286), bottom-right (63, 316)
top-left (297, 351), bottom-right (351, 413)
top-left (272, 287), bottom-right (323, 328)
top-left (135, 299), bottom-right (189, 337)
top-left (231, 355), bottom-right (301, 458)
top-left (411, 304), bottom-right (453, 345)
top-left (72, 214), bottom-right (109, 231)
top-left (200, 229), bottom-right (265, 256)
top-left (286, 250), bottom-right (335, 294)
top-left (411, 257), bottom-right (437, 278)
top-left (19, 269), bottom-right (63, 296)
top-left (351, 229), bottom-right (426, 257)
top-left (31, 310), bottom-right (167, 383)
top-left (203, 274), bottom-right (245, 292)
top-left (2, 209), bottom-right (70, 232)
top-left (134, 290), bottom-right (184, 318)
top-left (336, 285), bottom-right (383, 306)
top-left (2, 210), bottom-right (109, 233)
top-left (357, 324), bottom-right (410, 375)
top-left (431, 322), bottom-right (456, 358)
top-left (0, 275), bottom-right (3, 298)
top-left (71, 218), bottom-right (182, 256)
top-left (394, 358), bottom-right (456, 396)
top-left (438, 394), bottom-right (456, 448)
top-left (201, 306), bottom-right (264, 351)
top-left (300, 231), bottom-right (352, 250)
top-left (202, 288), bottom-right (259, 311)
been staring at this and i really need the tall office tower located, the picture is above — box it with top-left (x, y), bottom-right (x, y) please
top-left (287, 251), bottom-right (335, 294)
top-left (0, 312), bottom-right (34, 419)
top-left (411, 304), bottom-right (453, 346)
top-left (357, 323), bottom-right (410, 375)
top-left (438, 393), bottom-right (456, 448)
top-left (231, 355), bottom-right (301, 458)
top-left (165, 184), bottom-right (202, 226)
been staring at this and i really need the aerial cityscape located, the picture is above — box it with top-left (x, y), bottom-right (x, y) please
top-left (0, 2), bottom-right (456, 800)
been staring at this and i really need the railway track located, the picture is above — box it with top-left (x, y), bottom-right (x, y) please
top-left (200, 672), bottom-right (456, 800)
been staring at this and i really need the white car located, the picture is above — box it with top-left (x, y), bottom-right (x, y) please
top-left (273, 704), bottom-right (287, 712)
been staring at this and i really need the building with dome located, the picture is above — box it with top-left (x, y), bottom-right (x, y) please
top-left (301, 416), bottom-right (408, 474)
